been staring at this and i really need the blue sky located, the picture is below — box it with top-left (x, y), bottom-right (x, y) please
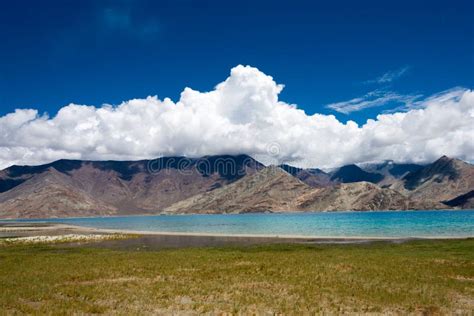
top-left (1, 0), bottom-right (472, 124)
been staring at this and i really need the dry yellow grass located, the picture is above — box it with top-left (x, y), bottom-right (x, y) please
top-left (0, 239), bottom-right (473, 314)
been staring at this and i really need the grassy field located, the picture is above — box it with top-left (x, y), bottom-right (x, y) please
top-left (0, 239), bottom-right (473, 314)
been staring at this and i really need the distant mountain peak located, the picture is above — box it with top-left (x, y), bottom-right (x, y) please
top-left (402, 155), bottom-right (474, 201)
top-left (278, 164), bottom-right (303, 176)
top-left (330, 164), bottom-right (384, 184)
top-left (277, 164), bottom-right (332, 187)
top-left (438, 155), bottom-right (451, 161)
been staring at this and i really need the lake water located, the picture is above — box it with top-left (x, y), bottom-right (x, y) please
top-left (9, 210), bottom-right (474, 238)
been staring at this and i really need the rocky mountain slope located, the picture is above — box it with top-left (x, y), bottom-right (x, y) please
top-left (0, 155), bottom-right (263, 218)
top-left (0, 155), bottom-right (471, 218)
top-left (164, 167), bottom-right (312, 214)
top-left (295, 182), bottom-right (440, 211)
top-left (442, 191), bottom-right (474, 209)
top-left (0, 168), bottom-right (116, 218)
top-left (390, 156), bottom-right (474, 205)
top-left (164, 168), bottom-right (437, 213)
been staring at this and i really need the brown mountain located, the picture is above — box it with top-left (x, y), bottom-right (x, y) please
top-left (391, 156), bottom-right (474, 203)
top-left (0, 155), bottom-right (471, 218)
top-left (164, 170), bottom-right (433, 213)
top-left (164, 167), bottom-right (312, 214)
top-left (0, 168), bottom-right (117, 218)
top-left (295, 182), bottom-right (441, 211)
top-left (0, 155), bottom-right (263, 218)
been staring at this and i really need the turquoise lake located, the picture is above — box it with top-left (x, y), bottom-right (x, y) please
top-left (9, 210), bottom-right (474, 238)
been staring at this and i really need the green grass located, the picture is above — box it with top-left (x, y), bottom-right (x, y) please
top-left (0, 240), bottom-right (473, 314)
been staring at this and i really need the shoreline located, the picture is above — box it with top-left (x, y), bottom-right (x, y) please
top-left (1, 222), bottom-right (472, 246)
top-left (76, 225), bottom-right (474, 241)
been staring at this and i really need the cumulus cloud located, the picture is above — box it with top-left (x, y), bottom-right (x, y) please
top-left (0, 65), bottom-right (473, 170)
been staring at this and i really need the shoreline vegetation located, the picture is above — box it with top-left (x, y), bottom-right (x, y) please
top-left (0, 233), bottom-right (132, 245)
top-left (0, 235), bottom-right (473, 314)
top-left (1, 221), bottom-right (473, 242)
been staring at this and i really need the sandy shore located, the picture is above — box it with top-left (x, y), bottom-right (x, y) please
top-left (1, 221), bottom-right (471, 248)
top-left (0, 222), bottom-right (110, 237)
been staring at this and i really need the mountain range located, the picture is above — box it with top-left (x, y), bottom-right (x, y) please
top-left (0, 155), bottom-right (472, 218)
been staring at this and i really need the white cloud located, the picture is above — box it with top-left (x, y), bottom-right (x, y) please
top-left (365, 66), bottom-right (410, 84)
top-left (0, 65), bottom-right (473, 170)
top-left (326, 89), bottom-right (422, 114)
